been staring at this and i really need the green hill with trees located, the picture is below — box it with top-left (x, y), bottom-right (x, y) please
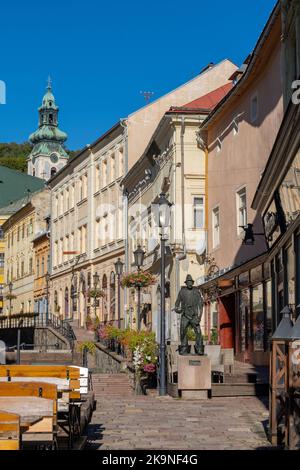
top-left (0, 142), bottom-right (79, 172)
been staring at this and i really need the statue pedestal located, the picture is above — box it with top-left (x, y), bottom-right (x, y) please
top-left (178, 355), bottom-right (211, 400)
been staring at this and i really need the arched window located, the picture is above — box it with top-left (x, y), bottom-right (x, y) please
top-left (51, 167), bottom-right (57, 177)
top-left (65, 287), bottom-right (69, 318)
top-left (110, 272), bottom-right (116, 320)
top-left (54, 290), bottom-right (58, 312)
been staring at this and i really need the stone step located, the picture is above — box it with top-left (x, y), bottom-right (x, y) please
top-left (211, 382), bottom-right (268, 397)
top-left (224, 373), bottom-right (257, 384)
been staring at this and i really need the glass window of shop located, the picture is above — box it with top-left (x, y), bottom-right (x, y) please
top-left (286, 244), bottom-right (296, 318)
top-left (252, 284), bottom-right (264, 352)
top-left (279, 151), bottom-right (300, 226)
top-left (239, 289), bottom-right (250, 352)
top-left (276, 251), bottom-right (285, 319)
top-left (265, 280), bottom-right (272, 350)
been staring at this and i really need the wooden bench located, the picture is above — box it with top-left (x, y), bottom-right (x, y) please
top-left (0, 381), bottom-right (58, 449)
top-left (0, 365), bottom-right (95, 448)
top-left (0, 410), bottom-right (20, 450)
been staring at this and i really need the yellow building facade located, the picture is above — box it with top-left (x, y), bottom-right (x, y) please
top-left (0, 215), bottom-right (8, 314)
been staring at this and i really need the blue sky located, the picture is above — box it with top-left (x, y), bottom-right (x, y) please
top-left (0, 0), bottom-right (277, 150)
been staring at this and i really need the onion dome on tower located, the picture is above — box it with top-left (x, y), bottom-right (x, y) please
top-left (27, 77), bottom-right (69, 180)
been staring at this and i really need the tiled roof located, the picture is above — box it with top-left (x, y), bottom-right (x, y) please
top-left (0, 165), bottom-right (45, 209)
top-left (169, 83), bottom-right (233, 113)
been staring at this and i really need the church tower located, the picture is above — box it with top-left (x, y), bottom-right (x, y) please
top-left (27, 78), bottom-right (69, 180)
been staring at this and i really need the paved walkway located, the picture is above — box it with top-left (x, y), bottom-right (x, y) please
top-left (86, 381), bottom-right (271, 450)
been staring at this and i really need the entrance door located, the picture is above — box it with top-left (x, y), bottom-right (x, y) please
top-left (219, 294), bottom-right (235, 349)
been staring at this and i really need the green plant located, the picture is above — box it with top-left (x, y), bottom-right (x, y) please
top-left (210, 327), bottom-right (219, 345)
top-left (186, 327), bottom-right (196, 341)
top-left (89, 288), bottom-right (104, 299)
top-left (77, 341), bottom-right (96, 356)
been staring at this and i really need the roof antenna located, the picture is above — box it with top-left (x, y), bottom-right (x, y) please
top-left (140, 91), bottom-right (154, 104)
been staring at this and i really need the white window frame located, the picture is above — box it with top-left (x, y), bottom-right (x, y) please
top-left (193, 196), bottom-right (205, 229)
top-left (212, 206), bottom-right (220, 249)
top-left (236, 186), bottom-right (247, 236)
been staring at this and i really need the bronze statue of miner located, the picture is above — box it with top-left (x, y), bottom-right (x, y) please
top-left (175, 274), bottom-right (204, 355)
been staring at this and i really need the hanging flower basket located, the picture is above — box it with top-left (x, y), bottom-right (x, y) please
top-left (121, 271), bottom-right (156, 288)
top-left (89, 288), bottom-right (105, 299)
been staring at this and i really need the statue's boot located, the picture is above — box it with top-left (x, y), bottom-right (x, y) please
top-left (179, 345), bottom-right (190, 355)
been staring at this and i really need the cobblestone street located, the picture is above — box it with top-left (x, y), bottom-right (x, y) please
top-left (86, 393), bottom-right (271, 450)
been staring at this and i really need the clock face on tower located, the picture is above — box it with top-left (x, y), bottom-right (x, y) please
top-left (50, 153), bottom-right (59, 163)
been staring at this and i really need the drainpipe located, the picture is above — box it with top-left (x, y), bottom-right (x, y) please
top-left (175, 116), bottom-right (187, 293)
top-left (121, 119), bottom-right (129, 328)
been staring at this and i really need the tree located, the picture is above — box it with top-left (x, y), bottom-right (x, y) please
top-left (0, 142), bottom-right (80, 172)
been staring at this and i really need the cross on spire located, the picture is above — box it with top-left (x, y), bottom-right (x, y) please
top-left (47, 75), bottom-right (52, 90)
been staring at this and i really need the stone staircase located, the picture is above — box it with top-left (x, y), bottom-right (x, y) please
top-left (92, 373), bottom-right (134, 397)
top-left (211, 363), bottom-right (269, 397)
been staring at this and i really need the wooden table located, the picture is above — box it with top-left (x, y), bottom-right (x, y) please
top-left (0, 396), bottom-right (53, 428)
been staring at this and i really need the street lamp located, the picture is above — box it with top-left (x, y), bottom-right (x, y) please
top-left (45, 272), bottom-right (50, 325)
top-left (153, 192), bottom-right (172, 396)
top-left (114, 258), bottom-right (124, 329)
top-left (133, 245), bottom-right (145, 330)
top-left (8, 281), bottom-right (13, 329)
top-left (93, 272), bottom-right (100, 320)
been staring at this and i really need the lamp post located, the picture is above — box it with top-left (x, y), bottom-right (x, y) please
top-left (153, 192), bottom-right (172, 396)
top-left (93, 271), bottom-right (100, 320)
top-left (45, 272), bottom-right (50, 325)
top-left (8, 281), bottom-right (13, 329)
top-left (133, 245), bottom-right (145, 330)
top-left (114, 258), bottom-right (124, 329)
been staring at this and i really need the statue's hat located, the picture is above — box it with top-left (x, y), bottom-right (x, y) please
top-left (184, 274), bottom-right (195, 284)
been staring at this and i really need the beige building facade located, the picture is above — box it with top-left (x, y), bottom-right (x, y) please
top-left (49, 124), bottom-right (125, 327)
top-left (122, 83), bottom-right (233, 340)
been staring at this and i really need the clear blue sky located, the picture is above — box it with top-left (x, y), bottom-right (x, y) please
top-left (0, 0), bottom-right (277, 150)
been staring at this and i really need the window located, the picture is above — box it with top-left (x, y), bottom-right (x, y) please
top-left (212, 207), bottom-right (220, 248)
top-left (102, 160), bottom-right (107, 187)
top-left (17, 227), bottom-right (20, 241)
top-left (28, 219), bottom-right (33, 235)
top-left (21, 261), bottom-right (24, 277)
top-left (111, 155), bottom-right (116, 183)
top-left (41, 257), bottom-right (45, 276)
top-left (252, 284), bottom-right (264, 352)
top-left (236, 187), bottom-right (247, 235)
top-left (29, 257), bottom-right (33, 274)
top-left (193, 197), bottom-right (204, 229)
top-left (250, 94), bottom-right (258, 123)
top-left (0, 253), bottom-right (4, 267)
top-left (22, 224), bottom-right (25, 239)
top-left (119, 148), bottom-right (124, 178)
top-left (36, 259), bottom-right (40, 278)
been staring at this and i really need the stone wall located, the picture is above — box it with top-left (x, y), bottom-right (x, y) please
top-left (34, 327), bottom-right (70, 350)
top-left (93, 343), bottom-right (128, 373)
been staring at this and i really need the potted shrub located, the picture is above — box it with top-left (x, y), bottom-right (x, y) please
top-left (85, 313), bottom-right (94, 331)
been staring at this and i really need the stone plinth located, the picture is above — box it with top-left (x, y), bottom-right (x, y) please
top-left (178, 355), bottom-right (211, 399)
